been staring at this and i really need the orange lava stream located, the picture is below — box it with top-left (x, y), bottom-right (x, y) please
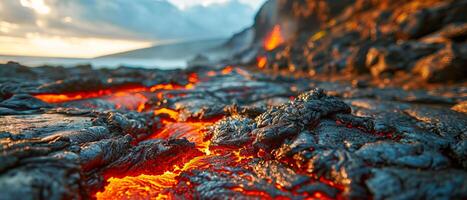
top-left (257, 56), bottom-right (268, 69)
top-left (264, 25), bottom-right (284, 51)
top-left (34, 82), bottom-right (194, 104)
top-left (95, 155), bottom-right (218, 200)
top-left (96, 108), bottom-right (217, 199)
top-left (33, 84), bottom-right (148, 103)
top-left (33, 81), bottom-right (199, 113)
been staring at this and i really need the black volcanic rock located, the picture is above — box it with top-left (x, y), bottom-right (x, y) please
top-left (233, 0), bottom-right (467, 85)
top-left (0, 64), bottom-right (466, 199)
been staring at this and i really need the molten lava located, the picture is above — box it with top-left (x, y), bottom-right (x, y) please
top-left (221, 66), bottom-right (234, 75)
top-left (257, 56), bottom-right (268, 69)
top-left (33, 84), bottom-right (148, 103)
top-left (264, 25), bottom-right (284, 51)
top-left (96, 108), bottom-right (218, 199)
top-left (35, 83), bottom-right (192, 104)
top-left (33, 81), bottom-right (198, 112)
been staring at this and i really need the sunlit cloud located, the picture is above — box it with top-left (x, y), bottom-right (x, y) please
top-left (62, 17), bottom-right (72, 23)
top-left (20, 0), bottom-right (50, 14)
top-left (0, 21), bottom-right (19, 33)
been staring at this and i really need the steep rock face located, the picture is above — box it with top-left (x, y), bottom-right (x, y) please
top-left (231, 0), bottom-right (466, 85)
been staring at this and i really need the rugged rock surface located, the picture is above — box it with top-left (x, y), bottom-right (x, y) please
top-left (0, 62), bottom-right (466, 199)
top-left (230, 0), bottom-right (467, 87)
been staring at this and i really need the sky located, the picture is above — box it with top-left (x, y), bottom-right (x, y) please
top-left (0, 0), bottom-right (266, 58)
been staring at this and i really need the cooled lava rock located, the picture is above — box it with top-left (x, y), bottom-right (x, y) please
top-left (1, 62), bottom-right (466, 199)
top-left (236, 0), bottom-right (467, 86)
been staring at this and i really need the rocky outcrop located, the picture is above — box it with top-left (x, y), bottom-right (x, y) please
top-left (232, 0), bottom-right (467, 85)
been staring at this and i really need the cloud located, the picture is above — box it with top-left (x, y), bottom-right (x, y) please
top-left (0, 34), bottom-right (152, 58)
top-left (167, 0), bottom-right (265, 10)
top-left (0, 0), bottom-right (264, 57)
top-left (0, 0), bottom-right (261, 41)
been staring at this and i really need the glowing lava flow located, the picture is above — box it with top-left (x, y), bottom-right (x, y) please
top-left (151, 108), bottom-right (215, 155)
top-left (264, 25), bottom-right (284, 51)
top-left (95, 108), bottom-right (218, 199)
top-left (34, 83), bottom-right (189, 104)
top-left (33, 80), bottom-right (199, 112)
top-left (257, 56), bottom-right (268, 69)
top-left (33, 84), bottom-right (149, 103)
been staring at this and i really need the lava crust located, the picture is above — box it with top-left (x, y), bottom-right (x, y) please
top-left (1, 62), bottom-right (466, 199)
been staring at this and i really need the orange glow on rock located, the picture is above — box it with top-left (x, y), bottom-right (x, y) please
top-left (264, 25), bottom-right (284, 51)
top-left (257, 56), bottom-right (267, 69)
top-left (188, 73), bottom-right (199, 83)
top-left (207, 70), bottom-right (217, 77)
top-left (230, 186), bottom-right (275, 199)
top-left (221, 66), bottom-right (234, 75)
top-left (136, 102), bottom-right (146, 112)
top-left (106, 92), bottom-right (148, 111)
top-left (34, 83), bottom-right (193, 104)
top-left (95, 155), bottom-right (219, 200)
top-left (154, 108), bottom-right (180, 120)
top-left (96, 108), bottom-right (218, 200)
top-left (149, 83), bottom-right (184, 92)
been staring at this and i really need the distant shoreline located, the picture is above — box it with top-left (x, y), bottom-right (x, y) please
top-left (0, 38), bottom-right (228, 69)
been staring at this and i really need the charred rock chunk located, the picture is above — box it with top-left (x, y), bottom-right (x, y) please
top-left (366, 168), bottom-right (467, 200)
top-left (307, 149), bottom-right (370, 199)
top-left (366, 45), bottom-right (409, 77)
top-left (253, 89), bottom-right (351, 150)
top-left (224, 104), bottom-right (267, 119)
top-left (0, 114), bottom-right (93, 139)
top-left (404, 105), bottom-right (467, 139)
top-left (252, 160), bottom-right (310, 191)
top-left (413, 43), bottom-right (467, 82)
top-left (438, 23), bottom-right (467, 41)
top-left (176, 99), bottom-right (226, 120)
top-left (93, 111), bottom-right (158, 141)
top-left (345, 44), bottom-right (371, 74)
top-left (79, 135), bottom-right (132, 171)
top-left (356, 141), bottom-right (450, 169)
top-left (207, 116), bottom-right (256, 148)
top-left (103, 138), bottom-right (202, 177)
top-left (398, 3), bottom-right (448, 39)
top-left (451, 140), bottom-right (467, 168)
top-left (335, 113), bottom-right (375, 132)
top-left (315, 119), bottom-right (381, 151)
top-left (0, 94), bottom-right (50, 111)
top-left (0, 158), bottom-right (86, 200)
top-left (42, 126), bottom-right (110, 145)
top-left (364, 41), bottom-right (443, 78)
top-left (273, 131), bottom-right (317, 162)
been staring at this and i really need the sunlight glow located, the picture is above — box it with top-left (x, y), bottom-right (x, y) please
top-left (20, 0), bottom-right (50, 14)
top-left (0, 34), bottom-right (153, 58)
top-left (0, 21), bottom-right (19, 33)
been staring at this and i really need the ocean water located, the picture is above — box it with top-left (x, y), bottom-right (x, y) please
top-left (0, 55), bottom-right (187, 69)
